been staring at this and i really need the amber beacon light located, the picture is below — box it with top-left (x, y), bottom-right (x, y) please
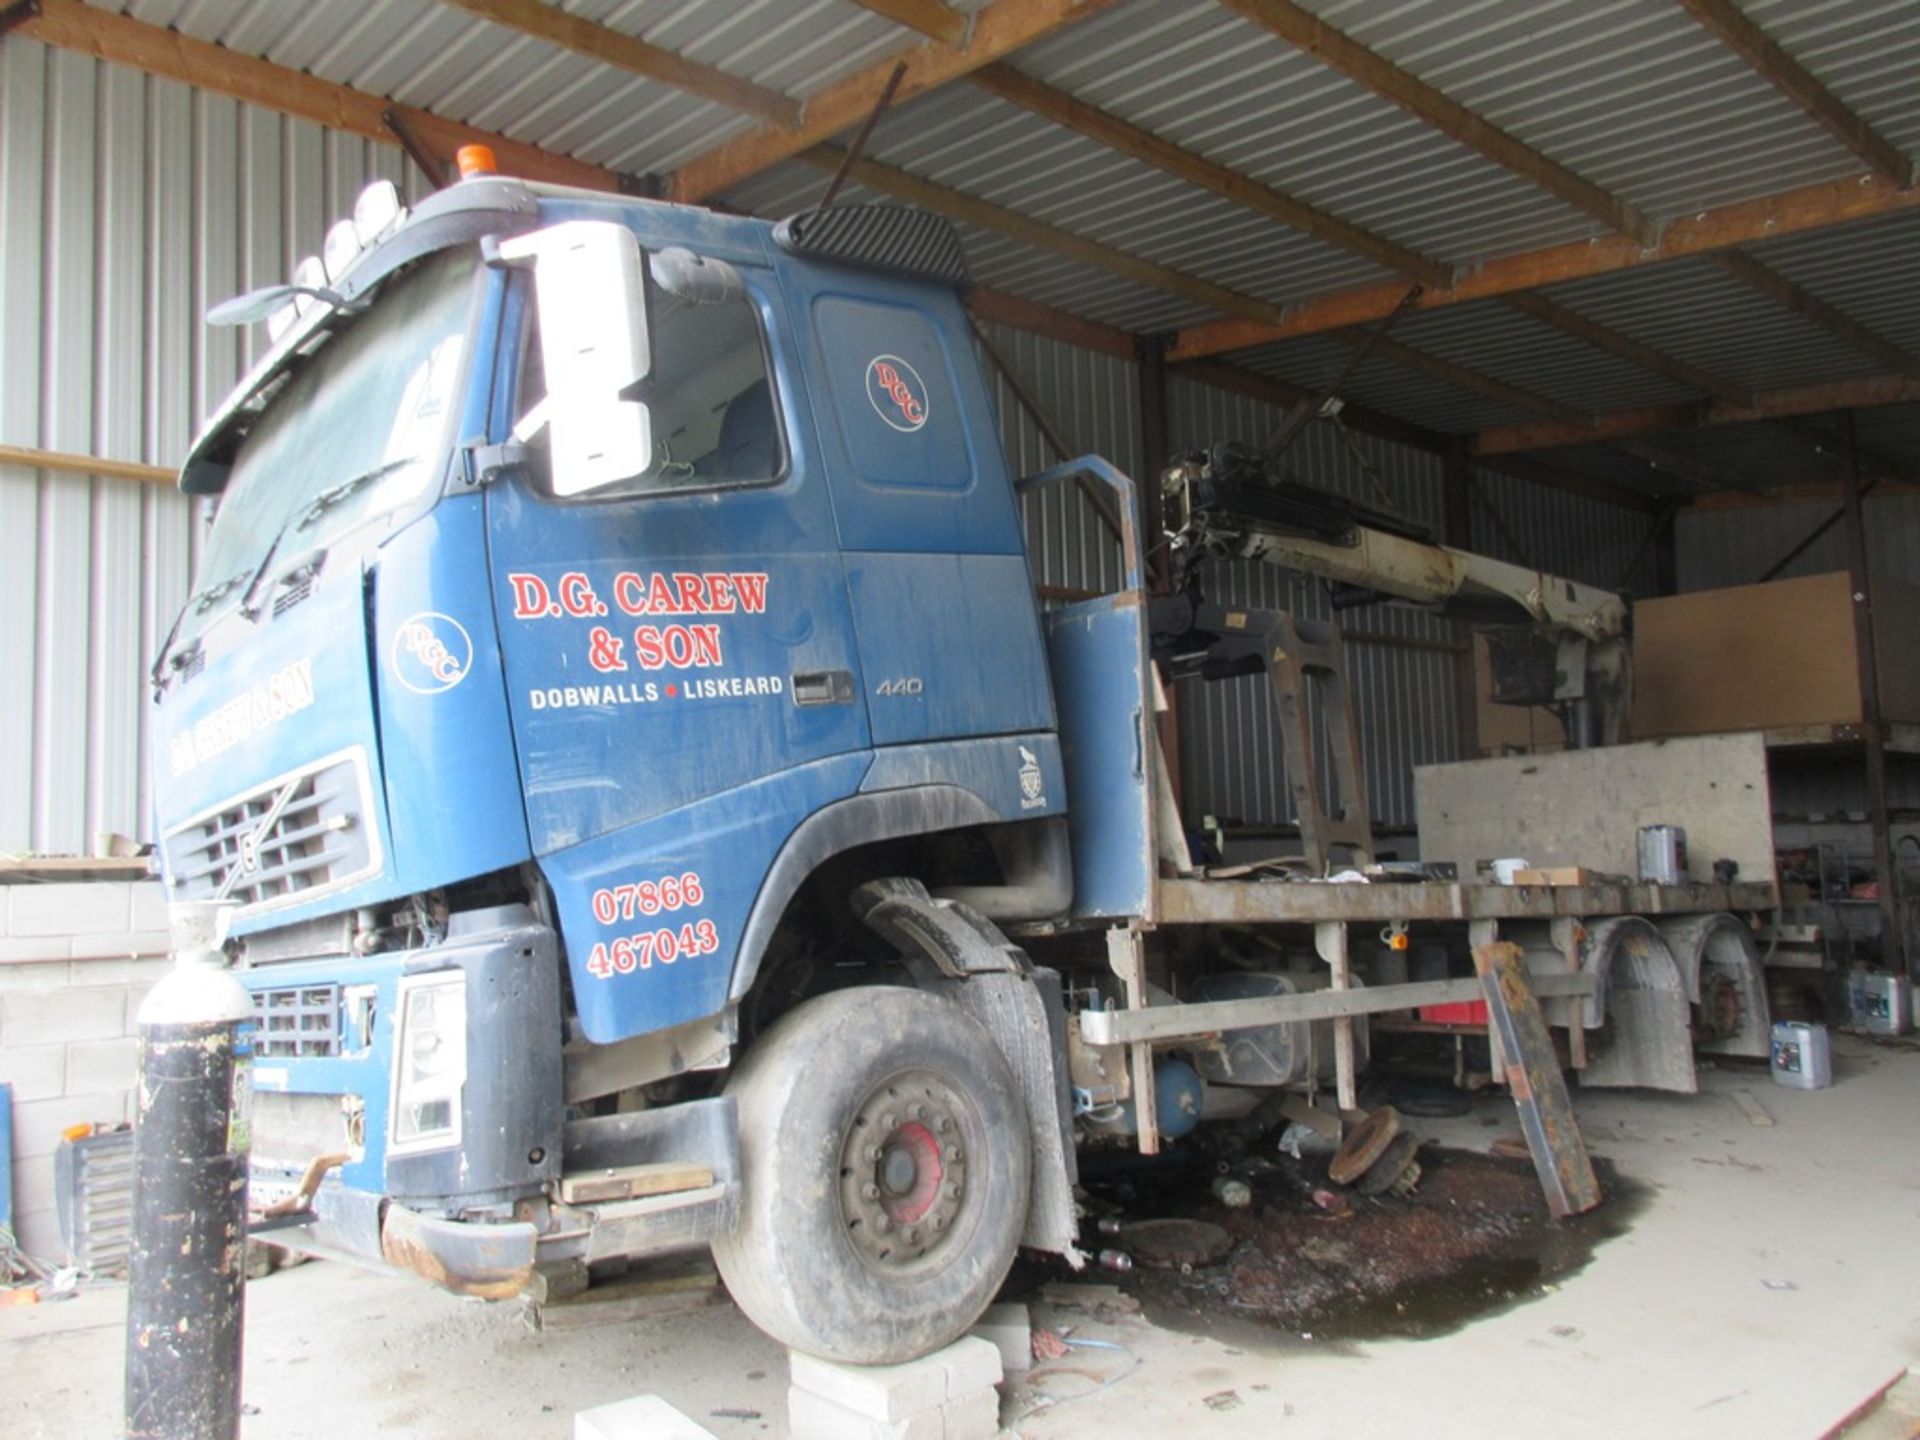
top-left (456, 144), bottom-right (499, 180)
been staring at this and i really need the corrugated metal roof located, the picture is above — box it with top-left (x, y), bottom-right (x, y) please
top-left (1312, 0), bottom-right (1864, 217)
top-left (1011, 0), bottom-right (1600, 268)
top-left (1544, 255), bottom-right (1895, 396)
top-left (60, 0), bottom-right (1920, 470)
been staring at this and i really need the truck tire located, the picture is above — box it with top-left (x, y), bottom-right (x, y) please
top-left (712, 985), bottom-right (1030, 1364)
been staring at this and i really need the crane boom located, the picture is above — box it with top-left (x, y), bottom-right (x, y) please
top-left (1158, 443), bottom-right (1633, 747)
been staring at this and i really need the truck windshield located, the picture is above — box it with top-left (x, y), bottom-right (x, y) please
top-left (197, 248), bottom-right (479, 590)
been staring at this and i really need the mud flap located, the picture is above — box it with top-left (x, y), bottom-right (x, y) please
top-left (853, 879), bottom-right (1083, 1263)
top-left (1579, 916), bottom-right (1698, 1092)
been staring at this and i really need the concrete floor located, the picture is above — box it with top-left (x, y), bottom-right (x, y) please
top-left (5, 1032), bottom-right (1916, 1439)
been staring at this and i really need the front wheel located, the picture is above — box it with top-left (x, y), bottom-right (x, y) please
top-left (712, 985), bottom-right (1030, 1364)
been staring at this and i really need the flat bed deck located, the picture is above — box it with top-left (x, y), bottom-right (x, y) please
top-left (1152, 877), bottom-right (1779, 927)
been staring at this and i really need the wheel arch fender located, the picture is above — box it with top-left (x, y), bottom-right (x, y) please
top-left (727, 785), bottom-right (998, 1006)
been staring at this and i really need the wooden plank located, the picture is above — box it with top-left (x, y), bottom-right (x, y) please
top-left (1513, 867), bottom-right (1599, 887)
top-left (1633, 573), bottom-right (1864, 735)
top-left (668, 0), bottom-right (1120, 202)
top-left (1220, 0), bottom-right (1654, 245)
top-left (850, 0), bottom-right (971, 46)
top-left (19, 0), bottom-right (622, 192)
top-left (1168, 173), bottom-right (1920, 360)
top-left (795, 146), bottom-right (1287, 327)
top-left (1473, 941), bottom-right (1601, 1219)
top-left (1676, 0), bottom-right (1912, 189)
top-left (1415, 734), bottom-right (1778, 886)
top-left (1473, 375), bottom-right (1920, 456)
top-left (437, 0), bottom-right (799, 126)
top-left (0, 442), bottom-right (174, 486)
top-left (1708, 250), bottom-right (1920, 381)
top-left (1498, 292), bottom-right (1755, 408)
top-left (557, 1161), bottom-right (714, 1206)
top-left (970, 62), bottom-right (1451, 288)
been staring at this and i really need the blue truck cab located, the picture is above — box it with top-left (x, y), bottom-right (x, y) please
top-left (148, 160), bottom-right (1149, 1363)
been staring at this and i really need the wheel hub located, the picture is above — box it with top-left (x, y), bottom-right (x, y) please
top-left (840, 1072), bottom-right (971, 1268)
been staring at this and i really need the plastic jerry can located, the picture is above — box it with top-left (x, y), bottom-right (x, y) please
top-left (1849, 969), bottom-right (1912, 1036)
top-left (1770, 1020), bottom-right (1833, 1090)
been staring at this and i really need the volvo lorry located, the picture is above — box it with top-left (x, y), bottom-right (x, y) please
top-left (148, 152), bottom-right (1773, 1365)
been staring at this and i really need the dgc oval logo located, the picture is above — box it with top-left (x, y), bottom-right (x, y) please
top-left (391, 612), bottom-right (473, 695)
top-left (866, 355), bottom-right (930, 433)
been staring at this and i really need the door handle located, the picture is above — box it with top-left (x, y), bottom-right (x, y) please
top-left (792, 670), bottom-right (856, 707)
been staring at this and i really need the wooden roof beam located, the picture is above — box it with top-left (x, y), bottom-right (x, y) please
top-left (966, 287), bottom-right (1135, 360)
top-left (794, 146), bottom-right (1289, 327)
top-left (1677, 0), bottom-right (1912, 189)
top-left (849, 0), bottom-right (972, 47)
top-left (436, 0), bottom-right (798, 126)
top-left (1709, 249), bottom-right (1920, 381)
top-left (969, 63), bottom-right (1452, 288)
top-left (1219, 0), bottom-right (1655, 246)
top-left (669, 0), bottom-right (1119, 202)
top-left (1474, 375), bottom-right (1920, 455)
top-left (1170, 172), bottom-right (1920, 360)
top-left (1498, 292), bottom-right (1755, 408)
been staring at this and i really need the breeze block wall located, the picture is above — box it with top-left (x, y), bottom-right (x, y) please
top-left (0, 880), bottom-right (170, 1261)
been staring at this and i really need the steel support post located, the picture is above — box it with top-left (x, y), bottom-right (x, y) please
top-left (1838, 412), bottom-right (1904, 973)
top-left (125, 903), bottom-right (253, 1440)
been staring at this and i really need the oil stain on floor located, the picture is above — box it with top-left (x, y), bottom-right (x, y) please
top-left (1021, 1141), bottom-right (1645, 1349)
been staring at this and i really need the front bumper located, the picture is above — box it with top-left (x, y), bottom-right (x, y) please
top-left (260, 1181), bottom-right (538, 1300)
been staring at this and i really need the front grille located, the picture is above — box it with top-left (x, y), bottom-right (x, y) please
top-left (251, 1091), bottom-right (363, 1171)
top-left (164, 749), bottom-right (380, 916)
top-left (254, 983), bottom-right (341, 1058)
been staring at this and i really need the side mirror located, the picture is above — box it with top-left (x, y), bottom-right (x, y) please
top-left (498, 221), bottom-right (652, 497)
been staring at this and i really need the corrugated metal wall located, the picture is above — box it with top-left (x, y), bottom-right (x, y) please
top-left (1470, 470), bottom-right (1662, 598)
top-left (1677, 494), bottom-right (1920, 590)
top-left (974, 322), bottom-right (1141, 599)
top-left (0, 38), bottom-right (423, 855)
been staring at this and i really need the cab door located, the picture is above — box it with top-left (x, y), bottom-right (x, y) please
top-left (486, 258), bottom-right (868, 857)
top-left (780, 262), bottom-right (1054, 748)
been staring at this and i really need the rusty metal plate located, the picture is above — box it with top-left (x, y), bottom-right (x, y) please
top-left (1120, 1218), bottom-right (1235, 1269)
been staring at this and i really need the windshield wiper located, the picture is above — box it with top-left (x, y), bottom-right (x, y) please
top-left (150, 568), bottom-right (247, 690)
top-left (236, 457), bottom-right (416, 622)
top-left (297, 457), bottom-right (415, 531)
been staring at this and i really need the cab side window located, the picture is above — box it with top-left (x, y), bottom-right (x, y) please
top-left (523, 265), bottom-right (784, 499)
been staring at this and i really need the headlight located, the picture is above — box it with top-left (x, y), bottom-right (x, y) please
top-left (391, 972), bottom-right (466, 1151)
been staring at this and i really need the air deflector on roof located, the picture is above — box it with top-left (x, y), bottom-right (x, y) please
top-left (773, 205), bottom-right (968, 287)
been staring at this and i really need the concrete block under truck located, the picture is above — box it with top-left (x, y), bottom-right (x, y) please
top-left (147, 150), bottom-right (1778, 1365)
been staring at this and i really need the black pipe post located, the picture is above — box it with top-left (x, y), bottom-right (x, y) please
top-left (125, 901), bottom-right (253, 1440)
